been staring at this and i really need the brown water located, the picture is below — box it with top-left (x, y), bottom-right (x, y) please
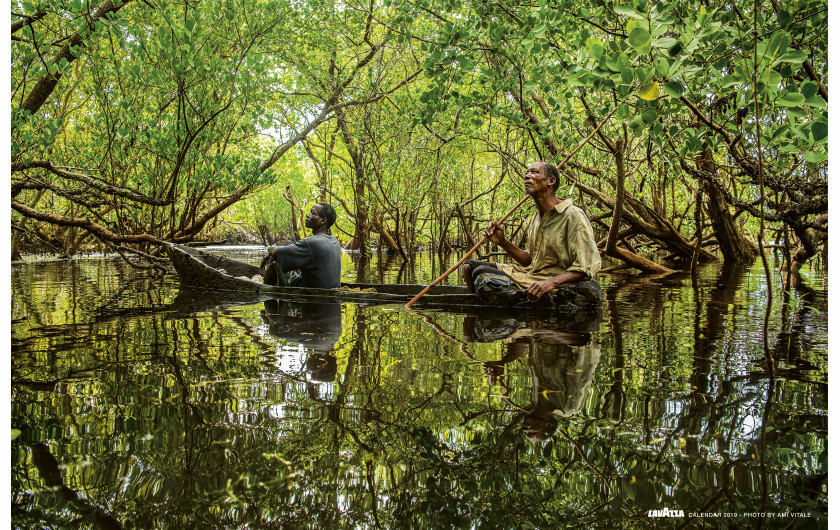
top-left (11, 248), bottom-right (828, 528)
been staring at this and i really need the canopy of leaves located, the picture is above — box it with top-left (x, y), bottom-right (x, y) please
top-left (10, 0), bottom-right (828, 270)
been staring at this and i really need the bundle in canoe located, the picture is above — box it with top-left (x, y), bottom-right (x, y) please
top-left (164, 243), bottom-right (602, 313)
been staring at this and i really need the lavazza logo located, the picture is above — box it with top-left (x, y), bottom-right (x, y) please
top-left (648, 507), bottom-right (685, 518)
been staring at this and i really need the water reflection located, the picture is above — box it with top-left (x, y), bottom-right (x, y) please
top-left (30, 442), bottom-right (123, 529)
top-left (473, 324), bottom-right (600, 443)
top-left (261, 301), bottom-right (343, 382)
top-left (10, 253), bottom-right (827, 528)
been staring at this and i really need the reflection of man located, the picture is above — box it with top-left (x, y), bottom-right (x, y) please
top-left (262, 300), bottom-right (343, 382)
top-left (461, 162), bottom-right (601, 302)
top-left (261, 203), bottom-right (341, 288)
top-left (483, 327), bottom-right (601, 442)
top-left (305, 353), bottom-right (338, 383)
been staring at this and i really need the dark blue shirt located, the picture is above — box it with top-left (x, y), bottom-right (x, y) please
top-left (273, 233), bottom-right (342, 288)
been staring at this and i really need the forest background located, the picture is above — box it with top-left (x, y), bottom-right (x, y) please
top-left (10, 0), bottom-right (828, 282)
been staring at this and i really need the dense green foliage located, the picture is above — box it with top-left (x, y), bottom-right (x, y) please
top-left (11, 0), bottom-right (827, 274)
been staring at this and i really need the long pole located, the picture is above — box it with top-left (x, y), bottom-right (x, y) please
top-left (405, 109), bottom-right (616, 308)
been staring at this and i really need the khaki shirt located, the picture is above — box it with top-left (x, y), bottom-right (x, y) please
top-left (505, 328), bottom-right (601, 417)
top-left (497, 198), bottom-right (601, 289)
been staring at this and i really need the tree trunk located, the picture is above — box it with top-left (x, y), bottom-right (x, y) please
top-left (336, 112), bottom-right (369, 255)
top-left (787, 213), bottom-right (827, 275)
top-left (371, 214), bottom-right (400, 253)
top-left (604, 138), bottom-right (673, 274)
top-left (11, 189), bottom-right (45, 260)
top-left (697, 148), bottom-right (758, 262)
top-left (571, 175), bottom-right (716, 263)
top-left (454, 204), bottom-right (476, 248)
top-left (437, 207), bottom-right (454, 254)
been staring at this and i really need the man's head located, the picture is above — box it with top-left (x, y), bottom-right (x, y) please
top-left (306, 352), bottom-right (338, 382)
top-left (524, 161), bottom-right (560, 196)
top-left (521, 409), bottom-right (559, 442)
top-left (305, 203), bottom-right (337, 231)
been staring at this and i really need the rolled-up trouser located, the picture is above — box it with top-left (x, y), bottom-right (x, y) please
top-left (273, 261), bottom-right (302, 287)
top-left (463, 259), bottom-right (515, 293)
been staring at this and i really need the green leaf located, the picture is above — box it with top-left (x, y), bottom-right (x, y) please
top-left (614, 6), bottom-right (644, 18)
top-left (761, 69), bottom-right (782, 87)
top-left (804, 95), bottom-right (827, 109)
top-left (652, 37), bottom-right (677, 49)
top-left (811, 121), bottom-right (828, 142)
top-left (663, 81), bottom-right (684, 98)
top-left (803, 151), bottom-right (826, 164)
top-left (11, 429), bottom-right (21, 441)
top-left (637, 82), bottom-right (660, 100)
top-left (790, 126), bottom-right (809, 141)
top-left (668, 40), bottom-right (684, 57)
top-left (776, 49), bottom-right (807, 64)
top-left (667, 59), bottom-right (685, 78)
top-left (591, 67), bottom-right (611, 78)
top-left (628, 27), bottom-right (651, 49)
top-left (775, 92), bottom-right (805, 107)
top-left (637, 65), bottom-right (655, 83)
top-left (653, 14), bottom-right (676, 25)
top-left (786, 107), bottom-right (808, 118)
top-left (642, 109), bottom-right (657, 124)
top-left (800, 81), bottom-right (819, 98)
top-left (616, 103), bottom-right (630, 118)
top-left (779, 64), bottom-right (792, 78)
top-left (654, 58), bottom-right (669, 78)
top-left (777, 9), bottom-right (791, 27)
top-left (621, 68), bottom-right (634, 84)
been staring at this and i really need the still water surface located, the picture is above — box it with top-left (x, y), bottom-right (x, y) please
top-left (11, 248), bottom-right (827, 528)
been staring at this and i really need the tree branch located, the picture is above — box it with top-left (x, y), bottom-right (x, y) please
top-left (17, 0), bottom-right (136, 117)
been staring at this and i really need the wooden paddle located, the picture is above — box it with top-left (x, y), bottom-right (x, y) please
top-left (405, 109), bottom-right (616, 308)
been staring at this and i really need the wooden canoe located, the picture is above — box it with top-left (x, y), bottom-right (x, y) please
top-left (164, 243), bottom-right (603, 314)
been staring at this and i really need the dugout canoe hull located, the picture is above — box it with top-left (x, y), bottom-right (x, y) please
top-left (164, 243), bottom-right (603, 314)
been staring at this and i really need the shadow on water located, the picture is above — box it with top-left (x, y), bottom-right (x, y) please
top-left (11, 251), bottom-right (827, 528)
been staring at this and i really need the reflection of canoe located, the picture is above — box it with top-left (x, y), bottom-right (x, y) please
top-left (164, 243), bottom-right (602, 311)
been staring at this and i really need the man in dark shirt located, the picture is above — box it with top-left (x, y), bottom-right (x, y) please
top-left (261, 203), bottom-right (342, 288)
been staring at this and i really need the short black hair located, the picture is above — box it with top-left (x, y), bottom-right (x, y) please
top-left (542, 162), bottom-right (560, 192)
top-left (316, 203), bottom-right (337, 228)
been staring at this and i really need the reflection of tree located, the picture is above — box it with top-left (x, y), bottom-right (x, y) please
top-left (594, 264), bottom-right (827, 523)
top-left (11, 258), bottom-right (828, 528)
top-left (684, 262), bottom-right (750, 455)
top-left (23, 443), bottom-right (122, 529)
top-left (601, 290), bottom-right (625, 422)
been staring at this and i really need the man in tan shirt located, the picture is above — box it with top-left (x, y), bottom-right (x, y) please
top-left (462, 161), bottom-right (601, 302)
